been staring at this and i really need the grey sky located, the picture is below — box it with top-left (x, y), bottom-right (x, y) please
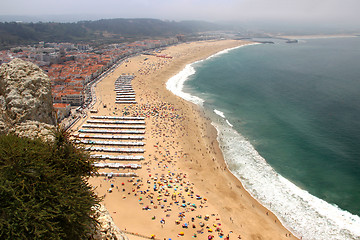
top-left (1, 0), bottom-right (359, 25)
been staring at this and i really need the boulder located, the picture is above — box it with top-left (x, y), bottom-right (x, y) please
top-left (90, 204), bottom-right (129, 240)
top-left (0, 58), bottom-right (56, 139)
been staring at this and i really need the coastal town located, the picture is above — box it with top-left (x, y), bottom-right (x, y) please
top-left (0, 37), bottom-right (178, 123)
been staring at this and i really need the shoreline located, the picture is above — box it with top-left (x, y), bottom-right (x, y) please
top-left (149, 40), bottom-right (296, 238)
top-left (75, 40), bottom-right (296, 239)
top-left (172, 40), bottom-right (360, 240)
top-left (165, 46), bottom-right (299, 237)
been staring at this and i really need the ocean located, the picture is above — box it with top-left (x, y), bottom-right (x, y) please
top-left (166, 37), bottom-right (360, 240)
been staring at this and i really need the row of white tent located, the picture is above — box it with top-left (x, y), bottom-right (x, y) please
top-left (88, 119), bottom-right (145, 124)
top-left (115, 75), bottom-right (136, 104)
top-left (91, 154), bottom-right (144, 161)
top-left (77, 133), bottom-right (145, 140)
top-left (82, 124), bottom-right (145, 129)
top-left (115, 91), bottom-right (135, 95)
top-left (116, 95), bottom-right (136, 98)
top-left (115, 89), bottom-right (133, 92)
top-left (115, 85), bottom-right (133, 90)
top-left (86, 74), bottom-right (142, 176)
top-left (79, 129), bottom-right (145, 134)
top-left (115, 92), bottom-right (135, 95)
top-left (85, 146), bottom-right (145, 153)
top-left (115, 98), bottom-right (136, 101)
top-left (78, 139), bottom-right (145, 146)
top-left (116, 101), bottom-right (137, 104)
top-left (97, 172), bottom-right (138, 178)
top-left (87, 121), bottom-right (144, 126)
top-left (93, 162), bottom-right (142, 169)
top-left (90, 116), bottom-right (145, 120)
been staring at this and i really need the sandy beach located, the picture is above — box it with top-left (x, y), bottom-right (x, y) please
top-left (71, 40), bottom-right (297, 240)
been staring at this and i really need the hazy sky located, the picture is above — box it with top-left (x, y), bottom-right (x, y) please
top-left (1, 0), bottom-right (359, 25)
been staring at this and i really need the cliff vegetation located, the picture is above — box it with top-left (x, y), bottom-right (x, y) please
top-left (0, 129), bottom-right (100, 239)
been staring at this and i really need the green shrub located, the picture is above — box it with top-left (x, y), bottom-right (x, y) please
top-left (0, 129), bottom-right (99, 239)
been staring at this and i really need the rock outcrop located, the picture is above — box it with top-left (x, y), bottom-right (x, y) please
top-left (0, 59), bottom-right (127, 240)
top-left (0, 58), bottom-right (56, 140)
top-left (90, 204), bottom-right (129, 240)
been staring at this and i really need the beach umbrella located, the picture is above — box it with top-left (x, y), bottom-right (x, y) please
top-left (179, 232), bottom-right (184, 236)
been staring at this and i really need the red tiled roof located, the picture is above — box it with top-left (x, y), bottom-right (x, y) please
top-left (53, 103), bottom-right (70, 108)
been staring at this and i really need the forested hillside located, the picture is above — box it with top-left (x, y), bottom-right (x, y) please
top-left (0, 18), bottom-right (222, 49)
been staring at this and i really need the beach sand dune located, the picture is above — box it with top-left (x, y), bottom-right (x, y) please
top-left (72, 40), bottom-right (297, 240)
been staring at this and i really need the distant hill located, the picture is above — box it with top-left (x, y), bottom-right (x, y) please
top-left (0, 18), bottom-right (223, 49)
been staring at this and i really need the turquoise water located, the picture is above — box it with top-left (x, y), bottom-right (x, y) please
top-left (168, 37), bottom-right (360, 239)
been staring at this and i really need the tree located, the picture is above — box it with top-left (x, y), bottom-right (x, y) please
top-left (0, 129), bottom-right (100, 239)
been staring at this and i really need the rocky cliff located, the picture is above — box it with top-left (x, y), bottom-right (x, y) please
top-left (0, 58), bottom-right (55, 140)
top-left (0, 59), bottom-right (127, 240)
top-left (91, 205), bottom-right (129, 240)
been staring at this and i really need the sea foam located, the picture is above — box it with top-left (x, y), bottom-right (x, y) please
top-left (214, 109), bottom-right (233, 127)
top-left (212, 120), bottom-right (360, 240)
top-left (166, 44), bottom-right (360, 240)
top-left (166, 44), bottom-right (257, 105)
top-left (166, 64), bottom-right (204, 105)
top-left (214, 109), bottom-right (226, 118)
